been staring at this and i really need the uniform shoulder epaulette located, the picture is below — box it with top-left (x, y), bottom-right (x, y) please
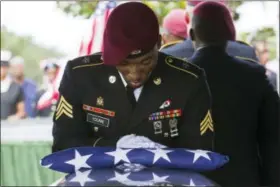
top-left (236, 40), bottom-right (252, 47)
top-left (235, 56), bottom-right (258, 64)
top-left (71, 52), bottom-right (104, 70)
top-left (164, 55), bottom-right (201, 79)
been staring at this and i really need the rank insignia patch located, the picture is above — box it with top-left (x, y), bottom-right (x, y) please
top-left (55, 96), bottom-right (73, 120)
top-left (200, 110), bottom-right (214, 135)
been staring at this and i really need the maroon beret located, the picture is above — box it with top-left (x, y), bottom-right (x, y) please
top-left (103, 2), bottom-right (159, 66)
top-left (162, 9), bottom-right (188, 38)
top-left (193, 1), bottom-right (236, 41)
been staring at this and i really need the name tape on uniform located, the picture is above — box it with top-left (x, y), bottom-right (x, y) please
top-left (87, 113), bottom-right (110, 127)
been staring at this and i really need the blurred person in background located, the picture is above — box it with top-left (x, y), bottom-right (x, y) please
top-left (189, 2), bottom-right (279, 186)
top-left (161, 0), bottom-right (258, 62)
top-left (1, 50), bottom-right (26, 120)
top-left (253, 40), bottom-right (277, 89)
top-left (160, 9), bottom-right (188, 50)
top-left (36, 59), bottom-right (60, 117)
top-left (10, 56), bottom-right (38, 118)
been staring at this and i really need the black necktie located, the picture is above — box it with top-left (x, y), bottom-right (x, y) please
top-left (126, 85), bottom-right (137, 110)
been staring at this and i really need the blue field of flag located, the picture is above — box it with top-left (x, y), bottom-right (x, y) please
top-left (55, 167), bottom-right (219, 186)
top-left (41, 147), bottom-right (229, 174)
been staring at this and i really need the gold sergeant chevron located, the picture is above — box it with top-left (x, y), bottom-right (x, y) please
top-left (200, 110), bottom-right (214, 135)
top-left (55, 96), bottom-right (73, 120)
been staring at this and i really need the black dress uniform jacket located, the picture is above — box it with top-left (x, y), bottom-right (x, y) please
top-left (190, 46), bottom-right (279, 186)
top-left (161, 38), bottom-right (258, 61)
top-left (52, 52), bottom-right (214, 153)
top-left (161, 39), bottom-right (279, 91)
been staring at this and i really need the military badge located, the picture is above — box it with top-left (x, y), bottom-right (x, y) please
top-left (96, 97), bottom-right (104, 107)
top-left (153, 77), bottom-right (162, 85)
top-left (169, 118), bottom-right (179, 137)
top-left (153, 121), bottom-right (163, 134)
top-left (149, 109), bottom-right (182, 121)
top-left (94, 127), bottom-right (99, 132)
top-left (83, 104), bottom-right (115, 117)
top-left (130, 50), bottom-right (141, 55)
top-left (83, 57), bottom-right (90, 63)
top-left (109, 75), bottom-right (116, 84)
top-left (159, 99), bottom-right (171, 109)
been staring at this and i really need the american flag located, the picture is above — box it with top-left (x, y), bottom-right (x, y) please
top-left (41, 147), bottom-right (228, 174)
top-left (78, 0), bottom-right (117, 56)
top-left (53, 167), bottom-right (218, 186)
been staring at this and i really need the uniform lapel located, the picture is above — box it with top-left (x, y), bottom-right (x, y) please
top-left (101, 67), bottom-right (133, 127)
top-left (129, 60), bottom-right (171, 128)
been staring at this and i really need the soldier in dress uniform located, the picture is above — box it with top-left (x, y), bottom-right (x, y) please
top-left (160, 9), bottom-right (188, 50)
top-left (188, 2), bottom-right (279, 186)
top-left (52, 2), bottom-right (214, 153)
top-left (161, 0), bottom-right (259, 62)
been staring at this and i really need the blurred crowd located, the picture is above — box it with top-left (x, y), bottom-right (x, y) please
top-left (0, 50), bottom-right (66, 120)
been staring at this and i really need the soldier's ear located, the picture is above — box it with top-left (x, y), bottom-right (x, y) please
top-left (189, 28), bottom-right (195, 41)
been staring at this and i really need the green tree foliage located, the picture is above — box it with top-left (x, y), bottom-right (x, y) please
top-left (143, 1), bottom-right (186, 24)
top-left (56, 1), bottom-right (244, 25)
top-left (240, 27), bottom-right (276, 60)
top-left (1, 26), bottom-right (64, 84)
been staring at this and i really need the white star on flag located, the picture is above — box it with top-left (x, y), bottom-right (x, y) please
top-left (108, 171), bottom-right (130, 182)
top-left (187, 149), bottom-right (211, 163)
top-left (147, 149), bottom-right (173, 164)
top-left (105, 148), bottom-right (132, 165)
top-left (45, 163), bottom-right (52, 168)
top-left (69, 169), bottom-right (94, 186)
top-left (152, 173), bottom-right (169, 183)
top-left (189, 179), bottom-right (196, 186)
top-left (65, 150), bottom-right (92, 171)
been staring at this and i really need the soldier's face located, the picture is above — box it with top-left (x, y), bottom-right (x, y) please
top-left (117, 48), bottom-right (158, 88)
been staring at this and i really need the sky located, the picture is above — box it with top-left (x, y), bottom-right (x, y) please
top-left (1, 1), bottom-right (279, 57)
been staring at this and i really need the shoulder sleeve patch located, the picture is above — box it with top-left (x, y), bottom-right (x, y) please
top-left (72, 53), bottom-right (104, 70)
top-left (165, 56), bottom-right (201, 79)
top-left (235, 56), bottom-right (258, 64)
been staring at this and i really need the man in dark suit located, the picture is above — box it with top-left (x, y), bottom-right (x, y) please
top-left (162, 39), bottom-right (258, 62)
top-left (188, 2), bottom-right (279, 186)
top-left (52, 2), bottom-right (214, 153)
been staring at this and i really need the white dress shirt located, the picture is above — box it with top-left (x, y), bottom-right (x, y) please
top-left (118, 72), bottom-right (143, 101)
